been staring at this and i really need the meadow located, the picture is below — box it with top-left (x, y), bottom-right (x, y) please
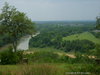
top-left (63, 32), bottom-right (100, 44)
top-left (0, 63), bottom-right (98, 75)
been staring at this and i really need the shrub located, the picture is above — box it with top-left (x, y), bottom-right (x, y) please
top-left (25, 51), bottom-right (60, 63)
top-left (59, 55), bottom-right (70, 63)
top-left (0, 46), bottom-right (23, 65)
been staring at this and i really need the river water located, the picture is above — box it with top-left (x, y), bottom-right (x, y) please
top-left (17, 32), bottom-right (40, 50)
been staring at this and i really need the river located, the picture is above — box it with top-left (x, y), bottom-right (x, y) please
top-left (17, 32), bottom-right (40, 50)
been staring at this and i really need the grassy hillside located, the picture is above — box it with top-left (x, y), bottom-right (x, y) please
top-left (28, 47), bottom-right (63, 52)
top-left (0, 63), bottom-right (98, 75)
top-left (0, 48), bottom-right (99, 75)
top-left (25, 47), bottom-right (76, 58)
top-left (63, 32), bottom-right (100, 44)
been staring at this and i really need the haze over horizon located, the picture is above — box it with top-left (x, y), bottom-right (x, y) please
top-left (0, 0), bottom-right (100, 21)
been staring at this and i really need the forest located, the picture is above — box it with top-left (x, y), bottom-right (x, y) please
top-left (29, 22), bottom-right (97, 53)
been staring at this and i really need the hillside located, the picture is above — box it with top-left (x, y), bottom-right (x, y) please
top-left (63, 32), bottom-right (100, 44)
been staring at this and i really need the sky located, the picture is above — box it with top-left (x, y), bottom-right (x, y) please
top-left (0, 0), bottom-right (100, 21)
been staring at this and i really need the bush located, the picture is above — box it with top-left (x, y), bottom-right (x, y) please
top-left (94, 44), bottom-right (100, 58)
top-left (59, 55), bottom-right (70, 63)
top-left (63, 40), bottom-right (95, 52)
top-left (73, 52), bottom-right (96, 64)
top-left (78, 64), bottom-right (100, 74)
top-left (0, 46), bottom-right (23, 65)
top-left (25, 51), bottom-right (60, 63)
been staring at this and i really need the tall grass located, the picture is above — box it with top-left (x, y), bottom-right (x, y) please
top-left (0, 63), bottom-right (99, 75)
top-left (0, 64), bottom-right (64, 75)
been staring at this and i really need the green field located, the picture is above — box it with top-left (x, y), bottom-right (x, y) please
top-left (63, 32), bottom-right (100, 44)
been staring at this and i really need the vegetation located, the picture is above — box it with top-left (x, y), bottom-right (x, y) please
top-left (63, 32), bottom-right (100, 44)
top-left (0, 63), bottom-right (99, 75)
top-left (0, 64), bottom-right (63, 75)
top-left (0, 46), bottom-right (100, 75)
top-left (0, 46), bottom-right (23, 65)
top-left (91, 32), bottom-right (100, 38)
top-left (0, 20), bottom-right (99, 75)
top-left (61, 40), bottom-right (95, 52)
top-left (30, 30), bottom-right (95, 52)
top-left (93, 44), bottom-right (100, 58)
top-left (23, 48), bottom-right (96, 64)
top-left (0, 2), bottom-right (100, 75)
top-left (96, 16), bottom-right (100, 29)
top-left (0, 2), bottom-right (35, 52)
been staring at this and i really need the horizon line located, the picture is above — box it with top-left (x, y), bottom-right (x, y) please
top-left (33, 20), bottom-right (96, 22)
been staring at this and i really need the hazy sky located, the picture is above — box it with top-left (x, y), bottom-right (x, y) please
top-left (0, 0), bottom-right (100, 21)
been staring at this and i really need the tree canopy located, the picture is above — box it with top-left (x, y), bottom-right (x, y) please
top-left (96, 16), bottom-right (100, 29)
top-left (0, 2), bottom-right (36, 52)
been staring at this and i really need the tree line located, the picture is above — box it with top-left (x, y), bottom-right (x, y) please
top-left (29, 25), bottom-right (96, 53)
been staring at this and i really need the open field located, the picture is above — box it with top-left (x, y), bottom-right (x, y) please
top-left (63, 32), bottom-right (100, 44)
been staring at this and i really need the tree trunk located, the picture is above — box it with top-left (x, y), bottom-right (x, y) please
top-left (12, 41), bottom-right (17, 52)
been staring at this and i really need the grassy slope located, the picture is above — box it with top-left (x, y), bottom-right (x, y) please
top-left (0, 64), bottom-right (64, 75)
top-left (28, 47), bottom-right (63, 52)
top-left (63, 32), bottom-right (100, 44)
top-left (24, 47), bottom-right (76, 58)
top-left (0, 48), bottom-right (98, 75)
top-left (27, 47), bottom-right (65, 53)
top-left (0, 63), bottom-right (96, 75)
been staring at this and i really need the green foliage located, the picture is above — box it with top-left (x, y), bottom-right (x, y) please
top-left (63, 32), bottom-right (100, 44)
top-left (66, 64), bottom-right (100, 74)
top-left (0, 34), bottom-right (11, 47)
top-left (94, 44), bottom-right (100, 58)
top-left (74, 52), bottom-right (95, 64)
top-left (29, 24), bottom-right (96, 53)
top-left (0, 2), bottom-right (35, 52)
top-left (96, 16), bottom-right (100, 29)
top-left (59, 55), bottom-right (70, 63)
top-left (30, 35), bottom-right (95, 53)
top-left (62, 40), bottom-right (95, 52)
top-left (29, 33), bottom-right (53, 48)
top-left (0, 46), bottom-right (23, 65)
top-left (25, 51), bottom-right (60, 63)
top-left (24, 48), bottom-right (96, 64)
top-left (91, 32), bottom-right (100, 38)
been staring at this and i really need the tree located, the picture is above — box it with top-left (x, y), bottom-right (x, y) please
top-left (96, 16), bottom-right (100, 29)
top-left (95, 44), bottom-right (100, 58)
top-left (0, 2), bottom-right (36, 52)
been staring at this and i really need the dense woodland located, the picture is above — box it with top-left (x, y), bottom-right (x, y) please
top-left (29, 22), bottom-right (97, 53)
